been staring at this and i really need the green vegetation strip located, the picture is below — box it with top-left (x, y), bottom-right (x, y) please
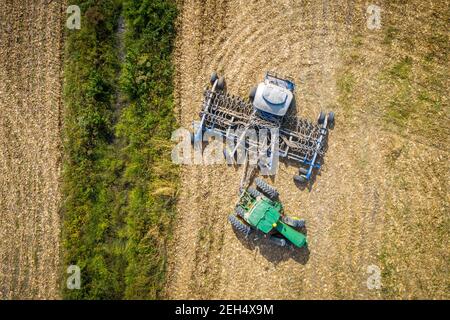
top-left (62, 0), bottom-right (178, 299)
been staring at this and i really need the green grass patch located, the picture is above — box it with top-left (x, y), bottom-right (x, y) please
top-left (382, 26), bottom-right (399, 45)
top-left (380, 51), bottom-right (447, 143)
top-left (336, 72), bottom-right (355, 114)
top-left (119, 1), bottom-right (178, 299)
top-left (378, 3), bottom-right (449, 297)
top-left (388, 56), bottom-right (412, 80)
top-left (62, 0), bottom-right (178, 299)
top-left (380, 56), bottom-right (416, 129)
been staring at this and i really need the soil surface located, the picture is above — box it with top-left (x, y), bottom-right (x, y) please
top-left (167, 0), bottom-right (449, 299)
top-left (0, 0), bottom-right (65, 299)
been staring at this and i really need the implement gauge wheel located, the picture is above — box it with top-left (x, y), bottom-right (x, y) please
top-left (327, 111), bottom-right (335, 129)
top-left (210, 72), bottom-right (218, 85)
top-left (216, 76), bottom-right (225, 91)
top-left (299, 167), bottom-right (308, 175)
top-left (293, 175), bottom-right (308, 184)
top-left (317, 111), bottom-right (326, 125)
top-left (249, 86), bottom-right (257, 102)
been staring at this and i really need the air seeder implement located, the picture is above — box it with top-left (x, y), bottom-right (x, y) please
top-left (194, 71), bottom-right (335, 183)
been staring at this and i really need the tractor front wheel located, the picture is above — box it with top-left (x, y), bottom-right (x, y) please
top-left (282, 216), bottom-right (306, 228)
top-left (255, 178), bottom-right (279, 199)
top-left (228, 214), bottom-right (252, 235)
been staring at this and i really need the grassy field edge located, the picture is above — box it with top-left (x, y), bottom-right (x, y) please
top-left (62, 0), bottom-right (178, 299)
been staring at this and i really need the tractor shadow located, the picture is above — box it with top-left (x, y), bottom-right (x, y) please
top-left (232, 225), bottom-right (310, 265)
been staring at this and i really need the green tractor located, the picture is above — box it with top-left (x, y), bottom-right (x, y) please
top-left (229, 178), bottom-right (307, 248)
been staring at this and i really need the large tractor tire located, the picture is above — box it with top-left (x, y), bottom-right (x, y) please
top-left (235, 206), bottom-right (246, 218)
top-left (228, 214), bottom-right (252, 235)
top-left (255, 178), bottom-right (279, 199)
top-left (247, 187), bottom-right (262, 198)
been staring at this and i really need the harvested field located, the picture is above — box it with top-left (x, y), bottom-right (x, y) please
top-left (0, 0), bottom-right (447, 300)
top-left (167, 0), bottom-right (449, 299)
top-left (0, 1), bottom-right (65, 299)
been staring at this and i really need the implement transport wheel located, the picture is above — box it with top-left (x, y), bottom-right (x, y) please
top-left (210, 72), bottom-right (218, 85)
top-left (317, 111), bottom-right (326, 125)
top-left (299, 167), bottom-right (308, 175)
top-left (228, 214), bottom-right (252, 235)
top-left (327, 111), bottom-right (335, 129)
top-left (216, 76), bottom-right (225, 91)
top-left (247, 187), bottom-right (262, 198)
top-left (255, 178), bottom-right (279, 199)
top-left (293, 174), bottom-right (307, 184)
top-left (249, 86), bottom-right (257, 102)
top-left (235, 206), bottom-right (246, 218)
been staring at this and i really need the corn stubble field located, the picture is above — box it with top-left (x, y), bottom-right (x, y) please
top-left (0, 0), bottom-right (448, 299)
top-left (0, 0), bottom-right (64, 299)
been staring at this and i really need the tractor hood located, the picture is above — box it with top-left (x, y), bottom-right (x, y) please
top-left (247, 199), bottom-right (280, 234)
top-left (253, 83), bottom-right (293, 117)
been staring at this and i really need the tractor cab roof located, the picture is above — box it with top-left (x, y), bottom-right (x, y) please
top-left (247, 198), bottom-right (280, 234)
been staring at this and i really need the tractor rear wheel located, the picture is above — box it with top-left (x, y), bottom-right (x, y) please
top-left (247, 187), bottom-right (262, 198)
top-left (228, 214), bottom-right (252, 235)
top-left (249, 86), bottom-right (257, 102)
top-left (255, 178), bottom-right (279, 199)
top-left (235, 206), bottom-right (246, 218)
